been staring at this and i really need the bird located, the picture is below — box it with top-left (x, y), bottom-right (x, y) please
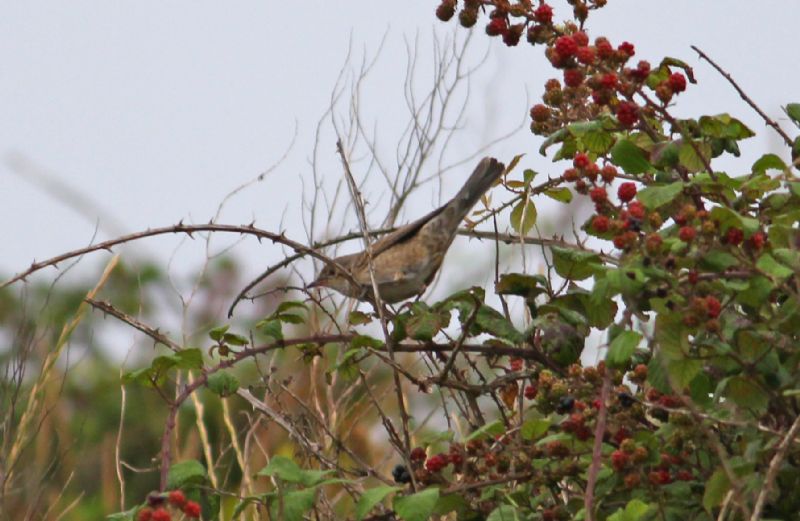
top-left (308, 157), bottom-right (505, 303)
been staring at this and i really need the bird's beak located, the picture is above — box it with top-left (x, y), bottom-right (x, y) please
top-left (306, 278), bottom-right (323, 290)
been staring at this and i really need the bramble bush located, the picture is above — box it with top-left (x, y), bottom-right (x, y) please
top-left (3, 1), bottom-right (800, 520)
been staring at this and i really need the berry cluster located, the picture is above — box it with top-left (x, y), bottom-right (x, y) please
top-left (136, 490), bottom-right (201, 521)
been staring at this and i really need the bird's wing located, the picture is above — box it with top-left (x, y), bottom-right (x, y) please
top-left (369, 205), bottom-right (447, 257)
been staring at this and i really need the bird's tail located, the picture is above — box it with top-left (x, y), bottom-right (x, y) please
top-left (447, 157), bottom-right (505, 220)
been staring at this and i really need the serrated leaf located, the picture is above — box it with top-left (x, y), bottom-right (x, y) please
top-left (678, 141), bottom-right (712, 172)
top-left (207, 371), bottom-right (239, 397)
top-left (258, 456), bottom-right (335, 486)
top-left (495, 273), bottom-right (547, 299)
top-left (258, 318), bottom-right (283, 341)
top-left (637, 182), bottom-right (683, 209)
top-left (611, 139), bottom-right (652, 174)
top-left (543, 187), bottom-right (573, 203)
top-left (521, 417), bottom-right (551, 440)
top-left (167, 460), bottom-right (207, 490)
top-left (275, 487), bottom-right (317, 521)
top-left (510, 199), bottom-right (537, 235)
top-left (724, 376), bottom-right (769, 411)
top-left (393, 488), bottom-right (440, 521)
top-left (406, 310), bottom-right (446, 341)
top-left (355, 486), bottom-right (401, 520)
top-left (606, 331), bottom-right (642, 369)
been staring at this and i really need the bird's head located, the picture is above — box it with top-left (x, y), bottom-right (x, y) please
top-left (307, 255), bottom-right (360, 297)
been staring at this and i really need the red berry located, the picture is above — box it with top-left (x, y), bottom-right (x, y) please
top-left (616, 101), bottom-right (639, 127)
top-left (630, 60), bottom-right (651, 81)
top-left (617, 41), bottom-right (635, 57)
top-left (137, 508), bottom-right (154, 521)
top-left (592, 398), bottom-right (603, 409)
top-left (576, 46), bottom-right (596, 65)
top-left (448, 452), bottom-right (464, 466)
top-left (168, 490), bottom-right (186, 508)
top-left (183, 501), bottom-right (201, 519)
top-left (668, 72), bottom-right (687, 93)
top-left (599, 72), bottom-right (618, 90)
top-left (573, 31), bottom-right (589, 47)
top-left (503, 24), bottom-right (523, 46)
top-left (554, 35), bottom-right (578, 57)
top-left (425, 454), bottom-right (448, 472)
top-left (485, 17), bottom-right (508, 37)
top-left (151, 509), bottom-right (171, 521)
top-left (410, 447), bottom-right (427, 461)
top-left (611, 450), bottom-right (629, 471)
top-left (595, 37), bottom-right (613, 59)
top-left (510, 357), bottom-right (524, 371)
top-left (533, 3), bottom-right (553, 24)
top-left (613, 234), bottom-right (627, 249)
top-left (679, 226), bottom-right (696, 242)
top-left (564, 68), bottom-right (584, 87)
top-left (617, 182), bottom-right (637, 202)
top-left (530, 104), bottom-right (550, 122)
top-left (590, 186), bottom-right (608, 204)
top-left (648, 469), bottom-right (672, 485)
top-left (592, 215), bottom-right (610, 233)
top-left (601, 165), bottom-right (617, 183)
top-left (628, 201), bottom-right (645, 219)
top-left (645, 233), bottom-right (662, 253)
top-left (725, 227), bottom-right (744, 246)
top-left (705, 296), bottom-right (722, 318)
top-left (687, 270), bottom-right (699, 285)
top-left (749, 231), bottom-right (766, 249)
top-left (613, 427), bottom-right (631, 444)
top-left (676, 470), bottom-right (694, 481)
top-left (563, 167), bottom-right (579, 182)
top-left (524, 385), bottom-right (538, 399)
top-left (573, 152), bottom-right (591, 169)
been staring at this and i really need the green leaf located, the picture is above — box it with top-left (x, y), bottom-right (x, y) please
top-left (752, 153), bottom-right (787, 174)
top-left (606, 331), bottom-right (642, 369)
top-left (723, 376), bottom-right (769, 411)
top-left (207, 371), bottom-right (239, 397)
top-left (351, 334), bottom-right (384, 350)
top-left (495, 273), bottom-right (547, 300)
top-left (637, 182), bottom-right (683, 209)
top-left (543, 187), bottom-right (573, 203)
top-left (209, 325), bottom-right (229, 342)
top-left (551, 246), bottom-right (602, 281)
top-left (611, 139), bottom-right (652, 174)
top-left (678, 141), bottom-right (712, 172)
top-left (259, 318), bottom-right (283, 341)
top-left (355, 486), bottom-right (401, 520)
top-left (166, 460), bottom-right (207, 490)
top-left (702, 468), bottom-right (731, 511)
top-left (393, 488), bottom-right (440, 521)
top-left (757, 253), bottom-right (794, 280)
top-left (257, 456), bottom-right (334, 486)
top-left (510, 198), bottom-right (537, 235)
top-left (106, 508), bottom-right (137, 521)
top-left (348, 310), bottom-right (372, 326)
top-left (466, 420), bottom-right (505, 441)
top-left (275, 488), bottom-right (317, 521)
top-left (406, 309), bottom-right (446, 341)
top-left (222, 332), bottom-right (249, 346)
top-left (710, 206), bottom-right (760, 235)
top-left (786, 103), bottom-right (800, 127)
top-left (503, 154), bottom-right (525, 175)
top-left (487, 505), bottom-right (522, 521)
top-left (521, 417), bottom-right (551, 440)
top-left (539, 128), bottom-right (570, 156)
top-left (607, 499), bottom-right (653, 521)
top-left (700, 250), bottom-right (739, 271)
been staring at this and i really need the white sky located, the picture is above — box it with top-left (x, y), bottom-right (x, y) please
top-left (1, 1), bottom-right (798, 295)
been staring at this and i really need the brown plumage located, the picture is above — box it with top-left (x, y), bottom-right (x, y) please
top-left (308, 157), bottom-right (505, 303)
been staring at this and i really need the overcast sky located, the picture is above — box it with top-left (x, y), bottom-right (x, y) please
top-left (2, 1), bottom-right (798, 293)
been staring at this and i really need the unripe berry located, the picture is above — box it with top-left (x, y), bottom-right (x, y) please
top-left (676, 470), bottom-right (694, 481)
top-left (617, 182), bottom-right (637, 202)
top-left (630, 60), bottom-right (651, 81)
top-left (655, 82), bottom-right (673, 104)
top-left (590, 186), bottom-right (608, 203)
top-left (503, 24), bottom-right (524, 46)
top-left (749, 231), bottom-right (766, 250)
top-left (530, 103), bottom-right (551, 122)
top-left (564, 68), bottom-right (584, 87)
top-left (575, 179), bottom-right (588, 194)
top-left (645, 233), bottom-right (662, 253)
top-left (137, 508), bottom-right (154, 521)
top-left (648, 469), bottom-right (672, 485)
top-left (600, 164), bottom-right (617, 183)
top-left (616, 101), bottom-right (639, 127)
top-left (458, 9), bottom-right (478, 27)
top-left (592, 215), bottom-right (610, 233)
top-left (151, 509), bottom-right (171, 521)
top-left (668, 72), bottom-right (687, 93)
top-left (678, 226), bottom-right (696, 242)
top-left (624, 473), bottom-right (641, 488)
top-left (485, 17), bottom-right (508, 37)
top-left (576, 46), bottom-right (595, 65)
top-left (563, 167), bottom-right (579, 182)
top-left (510, 357), bottom-right (524, 372)
top-left (572, 31), bottom-right (589, 47)
top-left (611, 449), bottom-right (629, 471)
top-left (435, 1), bottom-right (456, 22)
top-left (595, 37), bottom-right (613, 59)
top-left (620, 438), bottom-right (637, 453)
top-left (725, 227), bottom-right (744, 246)
top-left (524, 384), bottom-right (538, 399)
top-left (573, 152), bottom-right (591, 169)
top-left (533, 3), bottom-right (554, 24)
top-left (617, 41), bottom-right (635, 58)
top-left (705, 296), bottom-right (722, 318)
top-left (599, 72), bottom-right (618, 90)
top-left (628, 201), bottom-right (645, 219)
top-left (410, 447), bottom-right (427, 461)
top-left (633, 363), bottom-right (648, 380)
top-left (183, 501), bottom-right (201, 519)
top-left (554, 35), bottom-right (578, 57)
